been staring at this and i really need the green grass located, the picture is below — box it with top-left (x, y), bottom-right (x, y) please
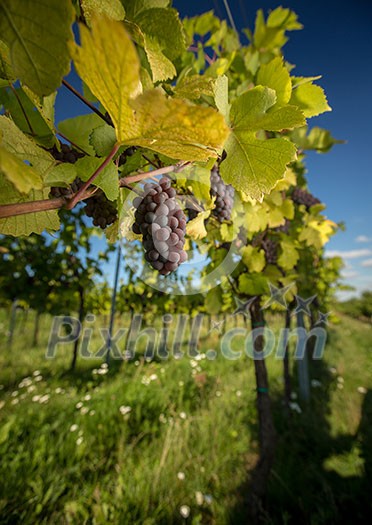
top-left (0, 311), bottom-right (371, 524)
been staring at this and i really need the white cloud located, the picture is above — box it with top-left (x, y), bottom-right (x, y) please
top-left (326, 249), bottom-right (372, 259)
top-left (355, 235), bottom-right (372, 243)
top-left (342, 270), bottom-right (359, 278)
top-left (361, 259), bottom-right (372, 268)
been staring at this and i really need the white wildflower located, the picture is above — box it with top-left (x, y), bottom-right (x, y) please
top-left (289, 402), bottom-right (302, 414)
top-left (76, 402), bottom-right (83, 409)
top-left (179, 381), bottom-right (184, 387)
top-left (195, 491), bottom-right (203, 505)
top-left (236, 390), bottom-right (242, 397)
top-left (101, 363), bottom-right (108, 370)
top-left (179, 411), bottom-right (187, 420)
top-left (179, 505), bottom-right (190, 519)
top-left (204, 494), bottom-right (213, 505)
top-left (34, 375), bottom-right (43, 382)
top-left (11, 391), bottom-right (18, 397)
top-left (134, 360), bottom-right (140, 366)
top-left (11, 398), bottom-right (19, 405)
top-left (89, 410), bottom-right (96, 416)
top-left (76, 436), bottom-right (84, 446)
top-left (80, 406), bottom-right (89, 415)
top-left (190, 359), bottom-right (197, 368)
top-left (159, 413), bottom-right (167, 424)
top-left (337, 376), bottom-right (344, 384)
top-left (357, 386), bottom-right (367, 394)
top-left (215, 391), bottom-right (222, 397)
top-left (33, 370), bottom-right (41, 377)
top-left (177, 472), bottom-right (185, 481)
top-left (55, 387), bottom-right (63, 394)
top-left (160, 368), bottom-right (165, 374)
top-left (119, 405), bottom-right (131, 416)
top-left (32, 395), bottom-right (41, 402)
top-left (149, 374), bottom-right (158, 381)
top-left (337, 383), bottom-right (344, 390)
top-left (70, 424), bottom-right (78, 432)
top-left (39, 394), bottom-right (49, 404)
top-left (329, 367), bottom-right (337, 375)
top-left (84, 394), bottom-right (91, 401)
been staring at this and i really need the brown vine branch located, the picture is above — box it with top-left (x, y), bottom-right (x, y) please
top-left (0, 161), bottom-right (190, 219)
top-left (65, 143), bottom-right (121, 209)
top-left (62, 80), bottom-right (112, 126)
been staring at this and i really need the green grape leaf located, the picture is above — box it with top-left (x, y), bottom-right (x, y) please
top-left (69, 16), bottom-right (141, 144)
top-left (267, 7), bottom-right (303, 30)
top-left (0, 40), bottom-right (15, 82)
top-left (122, 0), bottom-right (170, 19)
top-left (277, 239), bottom-right (299, 270)
top-left (291, 126), bottom-right (343, 153)
top-left (0, 146), bottom-right (42, 193)
top-left (0, 116), bottom-right (55, 175)
top-left (177, 164), bottom-right (212, 205)
top-left (134, 8), bottom-right (185, 61)
top-left (0, 87), bottom-right (57, 148)
top-left (125, 89), bottom-right (230, 161)
top-left (58, 114), bottom-right (104, 156)
top-left (256, 57), bottom-right (291, 106)
top-left (186, 210), bottom-right (210, 239)
top-left (22, 87), bottom-right (57, 141)
top-left (205, 287), bottom-right (223, 314)
top-left (290, 82), bottom-right (331, 118)
top-left (220, 86), bottom-right (303, 200)
top-left (0, 175), bottom-right (59, 236)
top-left (143, 35), bottom-right (176, 82)
top-left (90, 124), bottom-right (117, 157)
top-left (239, 273), bottom-right (268, 296)
top-left (75, 157), bottom-right (119, 201)
top-left (242, 245), bottom-right (266, 273)
top-left (174, 74), bottom-right (215, 100)
top-left (81, 0), bottom-right (125, 25)
top-left (44, 163), bottom-right (77, 187)
top-left (213, 75), bottom-right (230, 120)
top-left (0, 0), bottom-right (74, 96)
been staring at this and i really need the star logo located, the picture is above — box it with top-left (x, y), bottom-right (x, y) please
top-left (208, 319), bottom-right (225, 334)
top-left (315, 310), bottom-right (332, 325)
top-left (293, 294), bottom-right (316, 316)
top-left (232, 296), bottom-right (256, 318)
top-left (262, 282), bottom-right (294, 310)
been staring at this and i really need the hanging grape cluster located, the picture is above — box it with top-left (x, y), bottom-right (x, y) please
top-left (262, 239), bottom-right (278, 265)
top-left (292, 188), bottom-right (320, 209)
top-left (210, 165), bottom-right (235, 222)
top-left (132, 178), bottom-right (187, 275)
top-left (49, 178), bottom-right (84, 198)
top-left (84, 194), bottom-right (118, 229)
top-left (50, 143), bottom-right (84, 164)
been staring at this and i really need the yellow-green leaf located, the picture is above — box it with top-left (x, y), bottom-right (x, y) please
top-left (0, 0), bottom-right (74, 96)
top-left (69, 16), bottom-right (141, 144)
top-left (290, 83), bottom-right (331, 118)
top-left (277, 239), bottom-right (299, 270)
top-left (81, 0), bottom-right (125, 25)
top-left (257, 57), bottom-right (291, 106)
top-left (186, 210), bottom-right (210, 239)
top-left (0, 174), bottom-right (59, 236)
top-left (242, 245), bottom-right (266, 273)
top-left (0, 146), bottom-right (42, 193)
top-left (126, 89), bottom-right (230, 161)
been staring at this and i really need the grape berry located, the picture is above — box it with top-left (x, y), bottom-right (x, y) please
top-left (210, 166), bottom-right (234, 222)
top-left (84, 193), bottom-right (118, 229)
top-left (132, 178), bottom-right (187, 275)
top-left (50, 143), bottom-right (84, 164)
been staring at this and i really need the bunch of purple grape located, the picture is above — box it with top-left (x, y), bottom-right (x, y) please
top-left (210, 166), bottom-right (234, 222)
top-left (262, 238), bottom-right (278, 265)
top-left (49, 178), bottom-right (84, 198)
top-left (84, 193), bottom-right (118, 229)
top-left (292, 188), bottom-right (320, 209)
top-left (132, 178), bottom-right (187, 275)
top-left (50, 143), bottom-right (84, 164)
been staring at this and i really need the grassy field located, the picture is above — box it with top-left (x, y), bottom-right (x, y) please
top-left (0, 310), bottom-right (371, 524)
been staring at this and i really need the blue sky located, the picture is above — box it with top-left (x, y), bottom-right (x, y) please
top-left (55, 1), bottom-right (372, 298)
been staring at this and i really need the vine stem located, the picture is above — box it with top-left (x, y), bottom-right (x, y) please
top-left (62, 80), bottom-right (112, 126)
top-left (65, 143), bottom-right (121, 209)
top-left (0, 161), bottom-right (190, 219)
